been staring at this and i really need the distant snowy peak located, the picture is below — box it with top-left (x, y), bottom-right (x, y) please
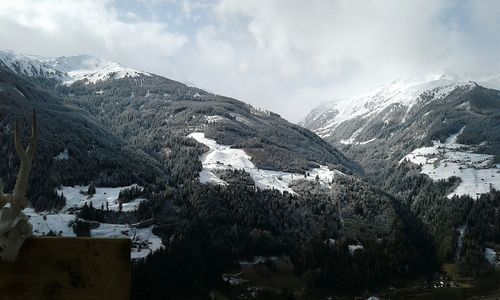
top-left (302, 72), bottom-right (499, 134)
top-left (0, 50), bottom-right (150, 84)
top-left (62, 61), bottom-right (151, 85)
top-left (0, 50), bottom-right (65, 80)
top-left (43, 55), bottom-right (151, 85)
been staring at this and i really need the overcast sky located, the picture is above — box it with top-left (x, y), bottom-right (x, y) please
top-left (1, 0), bottom-right (499, 122)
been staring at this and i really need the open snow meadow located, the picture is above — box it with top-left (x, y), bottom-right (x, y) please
top-left (188, 132), bottom-right (342, 193)
top-left (401, 127), bottom-right (500, 198)
top-left (57, 184), bottom-right (145, 212)
top-left (23, 185), bottom-right (162, 259)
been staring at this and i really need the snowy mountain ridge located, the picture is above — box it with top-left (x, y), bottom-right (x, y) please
top-left (301, 71), bottom-right (500, 200)
top-left (0, 50), bottom-right (150, 85)
top-left (0, 50), bottom-right (66, 80)
top-left (301, 73), bottom-right (500, 138)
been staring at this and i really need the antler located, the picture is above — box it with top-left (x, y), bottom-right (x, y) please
top-left (0, 182), bottom-right (7, 208)
top-left (0, 111), bottom-right (37, 261)
top-left (8, 112), bottom-right (37, 211)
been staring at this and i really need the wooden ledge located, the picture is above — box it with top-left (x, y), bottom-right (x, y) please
top-left (0, 237), bottom-right (131, 300)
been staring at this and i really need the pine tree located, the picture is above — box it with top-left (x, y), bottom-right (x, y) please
top-left (87, 182), bottom-right (96, 196)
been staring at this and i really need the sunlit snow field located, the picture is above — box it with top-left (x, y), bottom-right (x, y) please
top-left (24, 185), bottom-right (162, 259)
top-left (188, 132), bottom-right (342, 193)
top-left (401, 127), bottom-right (500, 198)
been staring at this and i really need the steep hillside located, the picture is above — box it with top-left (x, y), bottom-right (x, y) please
top-left (1, 50), bottom-right (359, 184)
top-left (303, 74), bottom-right (500, 276)
top-left (0, 50), bottom-right (66, 80)
top-left (54, 70), bottom-right (359, 179)
top-left (302, 75), bottom-right (500, 178)
top-left (0, 65), bottom-right (164, 210)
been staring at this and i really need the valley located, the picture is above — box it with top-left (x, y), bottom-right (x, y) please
top-left (1, 50), bottom-right (499, 299)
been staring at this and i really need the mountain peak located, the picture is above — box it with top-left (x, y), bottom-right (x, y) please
top-left (301, 72), bottom-right (496, 136)
top-left (0, 50), bottom-right (150, 85)
top-left (0, 49), bottom-right (65, 79)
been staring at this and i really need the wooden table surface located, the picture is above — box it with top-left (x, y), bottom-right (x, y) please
top-left (0, 237), bottom-right (131, 300)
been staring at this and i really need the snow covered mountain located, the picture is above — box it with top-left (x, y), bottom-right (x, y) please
top-left (0, 48), bottom-right (358, 195)
top-left (0, 50), bottom-right (150, 85)
top-left (0, 50), bottom-right (66, 80)
top-left (301, 73), bottom-right (500, 198)
top-left (301, 73), bottom-right (500, 139)
top-left (42, 54), bottom-right (151, 84)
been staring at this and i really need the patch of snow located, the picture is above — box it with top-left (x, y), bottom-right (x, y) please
top-left (445, 126), bottom-right (465, 144)
top-left (188, 132), bottom-right (342, 193)
top-left (422, 111), bottom-right (432, 118)
top-left (57, 184), bottom-right (144, 212)
top-left (358, 138), bottom-right (376, 145)
top-left (456, 101), bottom-right (471, 111)
top-left (239, 256), bottom-right (278, 266)
top-left (91, 223), bottom-right (162, 259)
top-left (15, 88), bottom-right (25, 98)
top-left (235, 115), bottom-right (256, 126)
top-left (223, 272), bottom-right (248, 286)
top-left (485, 248), bottom-right (499, 267)
top-left (348, 244), bottom-right (364, 255)
top-left (24, 208), bottom-right (76, 237)
top-left (54, 148), bottom-right (69, 161)
top-left (400, 127), bottom-right (500, 198)
top-left (199, 169), bottom-right (227, 185)
top-left (340, 126), bottom-right (365, 145)
top-left (205, 115), bottom-right (227, 124)
top-left (24, 185), bottom-right (162, 260)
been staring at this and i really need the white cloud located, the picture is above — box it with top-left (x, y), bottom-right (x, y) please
top-left (201, 0), bottom-right (500, 120)
top-left (0, 0), bottom-right (186, 73)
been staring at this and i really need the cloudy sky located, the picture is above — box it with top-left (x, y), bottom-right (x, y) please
top-left (1, 0), bottom-right (499, 122)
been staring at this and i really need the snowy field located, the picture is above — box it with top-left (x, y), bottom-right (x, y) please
top-left (401, 127), bottom-right (500, 198)
top-left (23, 184), bottom-right (162, 259)
top-left (188, 132), bottom-right (342, 193)
top-left (57, 184), bottom-right (145, 212)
